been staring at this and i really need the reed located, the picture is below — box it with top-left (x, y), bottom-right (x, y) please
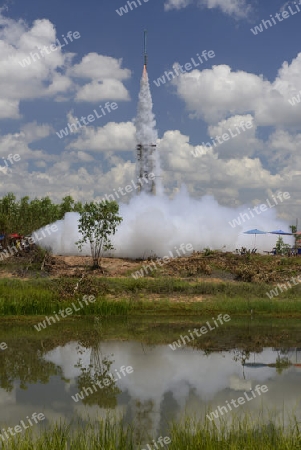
top-left (0, 414), bottom-right (300, 449)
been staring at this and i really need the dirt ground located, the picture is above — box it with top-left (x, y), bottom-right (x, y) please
top-left (45, 255), bottom-right (145, 277)
top-left (1, 248), bottom-right (300, 283)
top-left (44, 254), bottom-right (232, 280)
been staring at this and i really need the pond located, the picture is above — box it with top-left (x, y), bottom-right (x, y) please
top-left (1, 317), bottom-right (301, 445)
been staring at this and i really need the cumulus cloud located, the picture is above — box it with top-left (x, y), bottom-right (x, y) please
top-left (172, 53), bottom-right (301, 127)
top-left (20, 122), bottom-right (52, 142)
top-left (75, 79), bottom-right (130, 102)
top-left (157, 128), bottom-right (295, 217)
top-left (0, 119), bottom-right (298, 221)
top-left (69, 53), bottom-right (130, 81)
top-left (207, 114), bottom-right (259, 159)
top-left (0, 12), bottom-right (131, 119)
top-left (0, 15), bottom-right (74, 118)
top-left (165, 0), bottom-right (252, 18)
top-left (69, 53), bottom-right (131, 102)
top-left (68, 122), bottom-right (136, 152)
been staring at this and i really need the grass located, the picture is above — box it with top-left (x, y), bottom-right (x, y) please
top-left (1, 276), bottom-right (301, 317)
top-left (0, 417), bottom-right (134, 450)
top-left (0, 414), bottom-right (300, 449)
top-left (168, 414), bottom-right (301, 449)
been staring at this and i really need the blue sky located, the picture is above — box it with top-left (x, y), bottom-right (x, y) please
top-left (0, 0), bottom-right (301, 220)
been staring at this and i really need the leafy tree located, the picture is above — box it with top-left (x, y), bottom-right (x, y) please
top-left (289, 225), bottom-right (297, 234)
top-left (0, 193), bottom-right (85, 238)
top-left (275, 236), bottom-right (291, 255)
top-left (290, 224), bottom-right (301, 246)
top-left (73, 201), bottom-right (84, 213)
top-left (59, 195), bottom-right (75, 216)
top-left (76, 200), bottom-right (122, 269)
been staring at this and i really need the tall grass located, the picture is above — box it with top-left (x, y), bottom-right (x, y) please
top-left (0, 418), bottom-right (135, 450)
top-left (169, 414), bottom-right (301, 449)
top-left (1, 277), bottom-right (301, 317)
top-left (0, 414), bottom-right (300, 449)
top-left (0, 279), bottom-right (132, 316)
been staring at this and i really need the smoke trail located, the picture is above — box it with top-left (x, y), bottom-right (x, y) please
top-left (135, 67), bottom-right (157, 145)
top-left (135, 67), bottom-right (162, 195)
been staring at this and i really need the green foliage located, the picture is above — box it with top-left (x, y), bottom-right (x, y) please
top-left (290, 224), bottom-right (301, 246)
top-left (290, 225), bottom-right (297, 234)
top-left (275, 236), bottom-right (291, 255)
top-left (76, 201), bottom-right (122, 268)
top-left (0, 193), bottom-right (83, 235)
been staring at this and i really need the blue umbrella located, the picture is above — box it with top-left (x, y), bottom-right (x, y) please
top-left (269, 230), bottom-right (292, 236)
top-left (244, 229), bottom-right (266, 235)
top-left (269, 230), bottom-right (293, 253)
top-left (244, 229), bottom-right (266, 247)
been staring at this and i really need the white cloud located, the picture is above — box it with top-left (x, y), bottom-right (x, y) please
top-left (69, 53), bottom-right (130, 81)
top-left (165, 0), bottom-right (252, 18)
top-left (174, 65), bottom-right (266, 123)
top-left (0, 13), bottom-right (131, 118)
top-left (75, 79), bottom-right (130, 102)
top-left (207, 114), bottom-right (258, 159)
top-left (203, 0), bottom-right (252, 18)
top-left (165, 0), bottom-right (192, 11)
top-left (69, 53), bottom-right (131, 102)
top-left (0, 121), bottom-right (297, 221)
top-left (20, 122), bottom-right (52, 142)
top-left (158, 128), bottom-right (292, 216)
top-left (68, 122), bottom-right (136, 152)
top-left (172, 53), bottom-right (301, 127)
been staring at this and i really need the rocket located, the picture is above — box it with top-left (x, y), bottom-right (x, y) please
top-left (144, 29), bottom-right (147, 68)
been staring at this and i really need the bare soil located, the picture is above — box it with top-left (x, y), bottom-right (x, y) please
top-left (1, 248), bottom-right (300, 284)
top-left (44, 255), bottom-right (144, 277)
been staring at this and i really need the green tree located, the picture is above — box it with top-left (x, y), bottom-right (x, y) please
top-left (275, 236), bottom-right (291, 255)
top-left (289, 224), bottom-right (301, 247)
top-left (76, 200), bottom-right (122, 269)
top-left (59, 195), bottom-right (75, 217)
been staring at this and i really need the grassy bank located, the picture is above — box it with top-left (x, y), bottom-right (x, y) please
top-left (0, 277), bottom-right (301, 317)
top-left (0, 415), bottom-right (300, 449)
top-left (1, 316), bottom-right (301, 354)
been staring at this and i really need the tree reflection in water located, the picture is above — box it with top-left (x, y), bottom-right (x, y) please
top-left (0, 338), bottom-right (65, 391)
top-left (74, 339), bottom-right (120, 409)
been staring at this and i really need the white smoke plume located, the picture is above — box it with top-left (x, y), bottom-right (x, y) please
top-left (36, 188), bottom-right (291, 258)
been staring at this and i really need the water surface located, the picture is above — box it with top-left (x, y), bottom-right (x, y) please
top-left (1, 318), bottom-right (301, 441)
